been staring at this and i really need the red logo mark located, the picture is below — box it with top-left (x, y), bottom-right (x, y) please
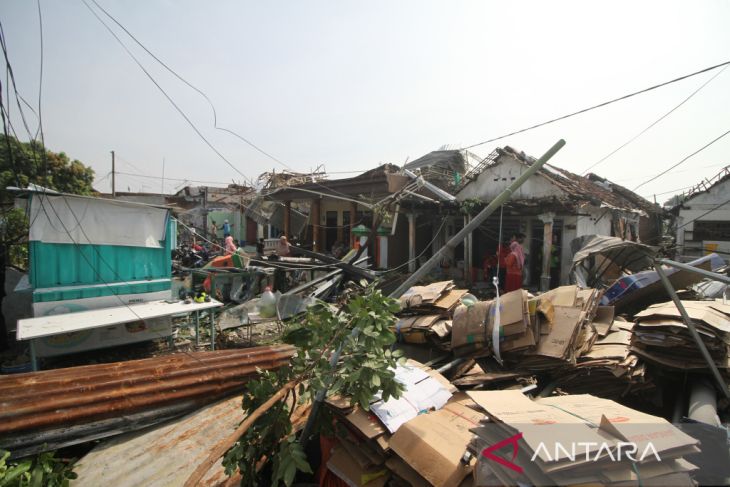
top-left (481, 432), bottom-right (524, 474)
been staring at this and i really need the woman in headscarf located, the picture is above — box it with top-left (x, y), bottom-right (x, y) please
top-left (276, 235), bottom-right (291, 257)
top-left (504, 239), bottom-right (525, 292)
top-left (224, 235), bottom-right (237, 255)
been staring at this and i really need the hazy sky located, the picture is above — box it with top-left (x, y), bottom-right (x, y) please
top-left (1, 0), bottom-right (729, 202)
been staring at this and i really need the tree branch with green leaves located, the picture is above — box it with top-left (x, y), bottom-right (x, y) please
top-left (185, 284), bottom-right (406, 487)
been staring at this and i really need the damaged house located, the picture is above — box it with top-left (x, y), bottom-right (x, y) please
top-left (671, 165), bottom-right (730, 258)
top-left (265, 151), bottom-right (469, 270)
top-left (456, 146), bottom-right (664, 290)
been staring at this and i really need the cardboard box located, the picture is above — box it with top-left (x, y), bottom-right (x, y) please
top-left (451, 301), bottom-right (490, 351)
top-left (327, 447), bottom-right (389, 487)
top-left (343, 406), bottom-right (387, 440)
top-left (389, 398), bottom-right (482, 487)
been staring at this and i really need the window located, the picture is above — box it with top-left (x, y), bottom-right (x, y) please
top-left (692, 220), bottom-right (730, 241)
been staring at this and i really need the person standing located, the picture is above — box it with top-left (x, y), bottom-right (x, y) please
top-left (496, 239), bottom-right (510, 288)
top-left (223, 219), bottom-right (232, 238)
top-left (276, 235), bottom-right (291, 257)
top-left (210, 220), bottom-right (218, 239)
top-left (224, 235), bottom-right (237, 255)
top-left (505, 233), bottom-right (526, 292)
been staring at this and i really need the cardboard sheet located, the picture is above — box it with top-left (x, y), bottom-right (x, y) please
top-left (327, 447), bottom-right (389, 487)
top-left (593, 305), bottom-right (615, 337)
top-left (539, 285), bottom-right (578, 307)
top-left (389, 399), bottom-right (481, 487)
top-left (451, 301), bottom-right (490, 352)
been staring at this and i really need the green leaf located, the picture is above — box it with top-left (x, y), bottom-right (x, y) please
top-left (371, 374), bottom-right (381, 387)
top-left (283, 461), bottom-right (296, 486)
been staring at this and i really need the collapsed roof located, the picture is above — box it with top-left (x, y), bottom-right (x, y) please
top-left (457, 146), bottom-right (664, 216)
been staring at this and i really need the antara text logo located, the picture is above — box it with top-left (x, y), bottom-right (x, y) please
top-left (481, 432), bottom-right (661, 474)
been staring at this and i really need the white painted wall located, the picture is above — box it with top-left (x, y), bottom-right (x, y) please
top-left (457, 155), bottom-right (564, 202)
top-left (576, 206), bottom-right (612, 237)
top-left (677, 179), bottom-right (730, 256)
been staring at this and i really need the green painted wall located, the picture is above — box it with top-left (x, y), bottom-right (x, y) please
top-left (30, 217), bottom-right (173, 302)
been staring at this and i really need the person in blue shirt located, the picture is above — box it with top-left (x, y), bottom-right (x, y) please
top-left (223, 219), bottom-right (232, 238)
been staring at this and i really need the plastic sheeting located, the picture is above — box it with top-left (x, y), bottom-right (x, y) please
top-left (29, 193), bottom-right (169, 248)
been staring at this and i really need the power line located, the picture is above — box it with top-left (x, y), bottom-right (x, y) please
top-left (115, 170), bottom-right (237, 187)
top-left (0, 22), bottom-right (40, 142)
top-left (87, 0), bottom-right (289, 171)
top-left (80, 0), bottom-right (256, 188)
top-left (611, 162), bottom-right (729, 184)
top-left (580, 65), bottom-right (729, 175)
top-left (35, 0), bottom-right (49, 187)
top-left (464, 59), bottom-right (730, 150)
top-left (632, 127), bottom-right (730, 192)
top-left (83, 0), bottom-right (359, 202)
top-left (676, 197), bottom-right (730, 230)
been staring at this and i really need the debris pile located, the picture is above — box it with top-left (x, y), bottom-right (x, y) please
top-left (395, 281), bottom-right (467, 350)
top-left (322, 360), bottom-right (479, 487)
top-left (467, 390), bottom-right (700, 486)
top-left (395, 282), bottom-right (653, 400)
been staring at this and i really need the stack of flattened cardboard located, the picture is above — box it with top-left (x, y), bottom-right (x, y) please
top-left (450, 289), bottom-right (537, 359)
top-left (552, 321), bottom-right (653, 399)
top-left (395, 281), bottom-right (468, 349)
top-left (488, 289), bottom-right (538, 358)
top-left (467, 390), bottom-right (699, 486)
top-left (630, 300), bottom-right (730, 370)
top-left (323, 361), bottom-right (480, 487)
top-left (516, 286), bottom-right (602, 371)
top-left (451, 300), bottom-right (492, 357)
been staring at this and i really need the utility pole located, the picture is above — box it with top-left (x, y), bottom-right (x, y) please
top-left (161, 157), bottom-right (166, 194)
top-left (111, 150), bottom-right (116, 197)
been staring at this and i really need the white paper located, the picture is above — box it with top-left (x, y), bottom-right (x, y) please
top-left (370, 365), bottom-right (452, 433)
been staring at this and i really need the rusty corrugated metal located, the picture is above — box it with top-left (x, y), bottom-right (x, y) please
top-left (72, 389), bottom-right (311, 487)
top-left (72, 394), bottom-right (244, 487)
top-left (0, 345), bottom-right (295, 456)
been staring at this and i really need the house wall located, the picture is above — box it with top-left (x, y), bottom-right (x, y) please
top-left (677, 179), bottom-right (730, 258)
top-left (457, 155), bottom-right (563, 202)
top-left (576, 206), bottom-right (612, 237)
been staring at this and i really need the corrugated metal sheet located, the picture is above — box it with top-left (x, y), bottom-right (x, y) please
top-left (72, 395), bottom-right (244, 487)
top-left (72, 390), bottom-right (311, 487)
top-left (0, 345), bottom-right (295, 456)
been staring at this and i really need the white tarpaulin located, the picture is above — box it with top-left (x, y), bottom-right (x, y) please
top-left (29, 193), bottom-right (169, 248)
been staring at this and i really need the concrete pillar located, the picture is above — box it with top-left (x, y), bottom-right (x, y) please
top-left (283, 201), bottom-right (291, 238)
top-left (336, 209), bottom-right (344, 244)
top-left (464, 214), bottom-right (473, 284)
top-left (539, 212), bottom-right (555, 292)
top-left (349, 202), bottom-right (357, 247)
top-left (408, 213), bottom-right (416, 272)
top-left (311, 198), bottom-right (321, 252)
top-left (524, 221), bottom-right (533, 286)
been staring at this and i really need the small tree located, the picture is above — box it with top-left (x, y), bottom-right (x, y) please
top-left (188, 285), bottom-right (406, 486)
top-left (0, 134), bottom-right (95, 268)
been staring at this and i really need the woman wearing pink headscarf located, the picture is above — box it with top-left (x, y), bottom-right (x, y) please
top-left (505, 234), bottom-right (526, 292)
top-left (224, 235), bottom-right (237, 255)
